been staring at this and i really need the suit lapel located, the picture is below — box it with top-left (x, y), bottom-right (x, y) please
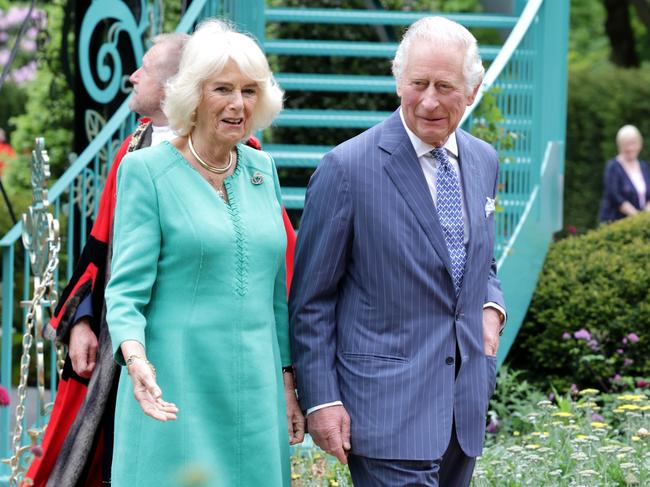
top-left (381, 111), bottom-right (454, 280)
top-left (456, 129), bottom-right (486, 300)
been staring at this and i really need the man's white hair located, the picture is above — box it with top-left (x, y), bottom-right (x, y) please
top-left (392, 16), bottom-right (484, 95)
top-left (150, 32), bottom-right (189, 85)
top-left (616, 124), bottom-right (643, 146)
top-left (163, 19), bottom-right (283, 137)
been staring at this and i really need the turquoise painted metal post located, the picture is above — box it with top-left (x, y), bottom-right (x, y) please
top-left (537, 0), bottom-right (569, 234)
top-left (1, 246), bottom-right (15, 481)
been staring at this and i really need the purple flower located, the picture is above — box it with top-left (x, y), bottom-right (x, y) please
top-left (637, 380), bottom-right (649, 388)
top-left (617, 348), bottom-right (624, 354)
top-left (588, 339), bottom-right (599, 351)
top-left (591, 412), bottom-right (604, 422)
top-left (627, 333), bottom-right (639, 344)
top-left (30, 445), bottom-right (43, 457)
top-left (0, 32), bottom-right (8, 42)
top-left (486, 417), bottom-right (499, 434)
top-left (549, 393), bottom-right (555, 402)
top-left (624, 358), bottom-right (634, 366)
top-left (623, 338), bottom-right (628, 345)
top-left (611, 374), bottom-right (622, 383)
top-left (20, 39), bottom-right (36, 52)
top-left (0, 385), bottom-right (9, 406)
top-left (574, 329), bottom-right (591, 341)
top-left (570, 384), bottom-right (578, 395)
top-left (562, 332), bottom-right (571, 340)
top-left (0, 49), bottom-right (9, 65)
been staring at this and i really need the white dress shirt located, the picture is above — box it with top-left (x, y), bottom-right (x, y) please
top-left (151, 124), bottom-right (175, 147)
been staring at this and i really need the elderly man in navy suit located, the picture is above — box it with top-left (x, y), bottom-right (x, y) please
top-left (290, 16), bottom-right (506, 486)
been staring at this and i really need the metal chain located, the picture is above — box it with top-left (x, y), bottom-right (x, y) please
top-left (8, 236), bottom-right (60, 486)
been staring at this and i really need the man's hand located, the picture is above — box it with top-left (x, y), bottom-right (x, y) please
top-left (69, 318), bottom-right (98, 378)
top-left (483, 307), bottom-right (501, 356)
top-left (283, 372), bottom-right (306, 445)
top-left (307, 405), bottom-right (351, 464)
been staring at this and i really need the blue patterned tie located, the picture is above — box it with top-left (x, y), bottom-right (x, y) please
top-left (431, 147), bottom-right (466, 295)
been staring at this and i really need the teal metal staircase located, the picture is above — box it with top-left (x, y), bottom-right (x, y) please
top-left (0, 0), bottom-right (568, 480)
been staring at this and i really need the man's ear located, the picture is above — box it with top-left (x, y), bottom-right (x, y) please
top-left (396, 79), bottom-right (403, 98)
top-left (467, 81), bottom-right (482, 105)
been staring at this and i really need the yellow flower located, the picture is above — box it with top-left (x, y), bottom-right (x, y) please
top-left (617, 394), bottom-right (645, 402)
top-left (291, 474), bottom-right (300, 480)
top-left (619, 404), bottom-right (641, 411)
top-left (591, 422), bottom-right (608, 429)
top-left (632, 436), bottom-right (641, 442)
top-left (576, 401), bottom-right (599, 409)
top-left (579, 388), bottom-right (600, 396)
top-left (526, 444), bottom-right (541, 449)
top-left (576, 434), bottom-right (588, 440)
top-left (330, 481), bottom-right (339, 486)
top-left (552, 412), bottom-right (574, 418)
top-left (641, 405), bottom-right (650, 411)
top-left (314, 453), bottom-right (322, 460)
top-left (513, 431), bottom-right (520, 436)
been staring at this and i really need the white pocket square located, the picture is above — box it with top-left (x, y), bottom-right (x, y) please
top-left (485, 197), bottom-right (495, 218)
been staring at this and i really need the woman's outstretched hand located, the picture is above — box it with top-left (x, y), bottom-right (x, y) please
top-left (121, 340), bottom-right (178, 422)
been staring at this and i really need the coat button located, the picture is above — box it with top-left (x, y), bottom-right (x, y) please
top-left (445, 356), bottom-right (454, 365)
top-left (455, 312), bottom-right (464, 321)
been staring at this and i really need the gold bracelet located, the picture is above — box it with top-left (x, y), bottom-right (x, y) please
top-left (125, 354), bottom-right (156, 375)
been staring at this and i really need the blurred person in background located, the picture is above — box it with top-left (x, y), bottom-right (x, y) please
top-left (599, 124), bottom-right (650, 223)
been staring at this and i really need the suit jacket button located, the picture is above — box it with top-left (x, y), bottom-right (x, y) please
top-left (445, 356), bottom-right (454, 365)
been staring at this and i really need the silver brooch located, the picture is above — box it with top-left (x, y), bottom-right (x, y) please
top-left (251, 172), bottom-right (264, 185)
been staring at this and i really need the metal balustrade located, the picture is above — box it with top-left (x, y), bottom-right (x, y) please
top-left (0, 1), bottom-right (568, 482)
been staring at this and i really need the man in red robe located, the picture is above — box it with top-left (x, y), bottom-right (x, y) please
top-left (24, 33), bottom-right (296, 486)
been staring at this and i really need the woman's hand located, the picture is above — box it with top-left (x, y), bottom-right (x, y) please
top-left (283, 369), bottom-right (305, 445)
top-left (121, 341), bottom-right (178, 422)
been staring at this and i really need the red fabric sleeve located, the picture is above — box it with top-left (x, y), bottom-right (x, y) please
top-left (282, 207), bottom-right (296, 293)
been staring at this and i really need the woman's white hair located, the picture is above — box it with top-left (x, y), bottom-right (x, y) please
top-left (392, 16), bottom-right (484, 95)
top-left (616, 124), bottom-right (643, 146)
top-left (163, 19), bottom-right (283, 137)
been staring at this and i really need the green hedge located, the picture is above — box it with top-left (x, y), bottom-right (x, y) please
top-left (565, 63), bottom-right (650, 235)
top-left (508, 212), bottom-right (650, 391)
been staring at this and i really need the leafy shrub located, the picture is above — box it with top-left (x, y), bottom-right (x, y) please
top-left (508, 212), bottom-right (650, 392)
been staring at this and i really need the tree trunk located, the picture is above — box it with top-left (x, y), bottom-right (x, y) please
top-left (603, 0), bottom-right (640, 67)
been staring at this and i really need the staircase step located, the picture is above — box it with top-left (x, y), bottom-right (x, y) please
top-left (266, 8), bottom-right (518, 29)
top-left (267, 144), bottom-right (331, 168)
top-left (276, 73), bottom-right (396, 93)
top-left (266, 39), bottom-right (500, 60)
top-left (281, 187), bottom-right (307, 209)
top-left (275, 109), bottom-right (392, 128)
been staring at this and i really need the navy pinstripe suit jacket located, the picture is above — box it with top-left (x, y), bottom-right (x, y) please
top-left (289, 109), bottom-right (505, 460)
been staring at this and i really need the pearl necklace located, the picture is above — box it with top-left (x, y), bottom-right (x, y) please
top-left (188, 133), bottom-right (233, 174)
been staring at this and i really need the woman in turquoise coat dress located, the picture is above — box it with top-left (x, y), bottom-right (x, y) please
top-left (105, 20), bottom-right (305, 486)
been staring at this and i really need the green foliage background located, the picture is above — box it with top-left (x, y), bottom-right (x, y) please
top-left (509, 212), bottom-right (650, 391)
